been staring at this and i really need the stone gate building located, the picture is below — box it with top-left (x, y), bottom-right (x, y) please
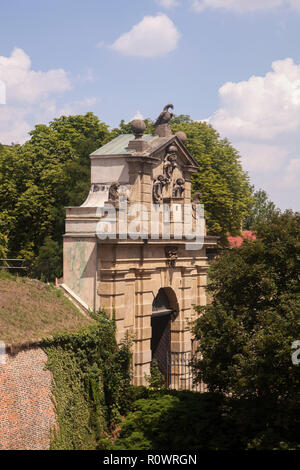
top-left (62, 105), bottom-right (217, 386)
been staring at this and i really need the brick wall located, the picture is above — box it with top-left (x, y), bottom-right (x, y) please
top-left (0, 347), bottom-right (56, 450)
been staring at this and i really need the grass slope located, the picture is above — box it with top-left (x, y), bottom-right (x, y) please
top-left (0, 272), bottom-right (94, 343)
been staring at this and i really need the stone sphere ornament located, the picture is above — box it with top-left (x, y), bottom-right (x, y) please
top-left (175, 131), bottom-right (187, 143)
top-left (131, 119), bottom-right (146, 139)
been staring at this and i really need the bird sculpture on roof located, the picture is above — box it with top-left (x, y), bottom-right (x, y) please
top-left (155, 104), bottom-right (174, 127)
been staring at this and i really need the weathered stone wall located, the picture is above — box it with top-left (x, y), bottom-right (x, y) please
top-left (63, 236), bottom-right (98, 310)
top-left (0, 347), bottom-right (55, 450)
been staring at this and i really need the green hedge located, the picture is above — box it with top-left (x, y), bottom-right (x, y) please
top-left (42, 311), bottom-right (132, 450)
top-left (111, 388), bottom-right (300, 450)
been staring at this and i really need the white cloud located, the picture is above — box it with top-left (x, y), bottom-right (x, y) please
top-left (0, 106), bottom-right (31, 144)
top-left (210, 58), bottom-right (300, 140)
top-left (191, 0), bottom-right (300, 13)
top-left (0, 80), bottom-right (5, 104)
top-left (110, 14), bottom-right (180, 58)
top-left (207, 58), bottom-right (300, 210)
top-left (156, 0), bottom-right (180, 8)
top-left (0, 48), bottom-right (71, 104)
top-left (235, 142), bottom-right (289, 173)
top-left (290, 0), bottom-right (300, 10)
top-left (0, 48), bottom-right (72, 144)
top-left (0, 48), bottom-right (96, 145)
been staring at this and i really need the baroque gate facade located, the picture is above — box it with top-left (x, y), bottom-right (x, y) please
top-left (62, 106), bottom-right (217, 386)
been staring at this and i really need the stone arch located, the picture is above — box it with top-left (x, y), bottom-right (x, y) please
top-left (151, 286), bottom-right (179, 316)
top-left (162, 286), bottom-right (179, 316)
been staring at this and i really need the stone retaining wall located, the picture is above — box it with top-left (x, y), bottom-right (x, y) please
top-left (0, 346), bottom-right (55, 450)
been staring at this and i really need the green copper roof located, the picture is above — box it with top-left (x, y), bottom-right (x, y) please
top-left (90, 134), bottom-right (157, 156)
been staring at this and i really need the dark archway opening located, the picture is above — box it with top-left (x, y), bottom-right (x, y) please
top-left (151, 288), bottom-right (174, 385)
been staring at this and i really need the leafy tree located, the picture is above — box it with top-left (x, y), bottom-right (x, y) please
top-left (112, 388), bottom-right (300, 450)
top-left (0, 113), bottom-right (110, 259)
top-left (244, 188), bottom-right (278, 230)
top-left (32, 236), bottom-right (63, 282)
top-left (0, 233), bottom-right (8, 259)
top-left (192, 210), bottom-right (300, 401)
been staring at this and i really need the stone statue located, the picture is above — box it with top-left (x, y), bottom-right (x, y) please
top-left (165, 246), bottom-right (178, 268)
top-left (163, 154), bottom-right (177, 182)
top-left (163, 145), bottom-right (177, 182)
top-left (192, 192), bottom-right (202, 204)
top-left (108, 182), bottom-right (120, 202)
top-left (155, 104), bottom-right (174, 127)
top-left (172, 178), bottom-right (185, 198)
top-left (153, 175), bottom-right (166, 204)
top-left (192, 192), bottom-right (202, 218)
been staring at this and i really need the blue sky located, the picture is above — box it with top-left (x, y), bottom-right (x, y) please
top-left (0, 0), bottom-right (300, 210)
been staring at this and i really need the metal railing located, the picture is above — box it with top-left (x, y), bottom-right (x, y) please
top-left (0, 258), bottom-right (26, 270)
top-left (167, 351), bottom-right (207, 393)
top-left (0, 258), bottom-right (53, 281)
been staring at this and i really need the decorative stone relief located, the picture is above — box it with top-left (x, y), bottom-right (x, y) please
top-left (165, 246), bottom-right (178, 268)
top-left (108, 182), bottom-right (120, 202)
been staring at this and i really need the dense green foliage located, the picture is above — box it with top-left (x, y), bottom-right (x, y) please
top-left (0, 114), bottom-right (110, 260)
top-left (145, 359), bottom-right (166, 389)
top-left (244, 188), bottom-right (278, 230)
top-left (0, 112), bottom-right (252, 278)
top-left (110, 388), bottom-right (300, 450)
top-left (0, 233), bottom-right (8, 259)
top-left (192, 210), bottom-right (300, 401)
top-left (42, 311), bottom-right (132, 450)
top-left (32, 236), bottom-right (63, 281)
